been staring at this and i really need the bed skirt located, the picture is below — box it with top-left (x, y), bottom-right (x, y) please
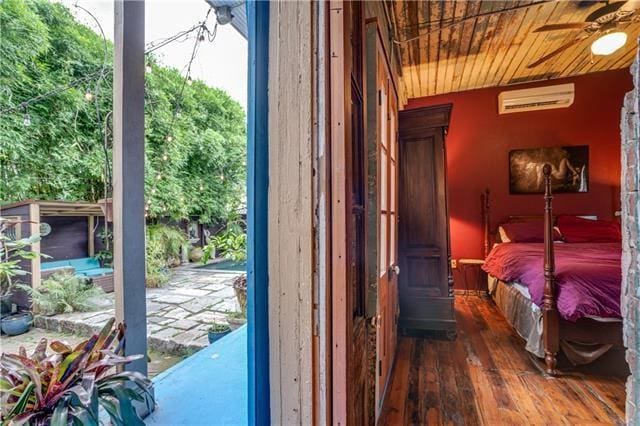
top-left (488, 276), bottom-right (544, 357)
top-left (488, 276), bottom-right (613, 365)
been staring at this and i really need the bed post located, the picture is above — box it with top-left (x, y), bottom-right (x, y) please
top-left (542, 164), bottom-right (559, 375)
top-left (481, 188), bottom-right (490, 258)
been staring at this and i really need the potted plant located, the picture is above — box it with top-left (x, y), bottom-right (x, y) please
top-left (0, 318), bottom-right (154, 424)
top-left (227, 311), bottom-right (247, 330)
top-left (208, 321), bottom-right (232, 343)
top-left (1, 311), bottom-right (33, 336)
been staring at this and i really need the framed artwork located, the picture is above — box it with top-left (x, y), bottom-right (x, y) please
top-left (509, 145), bottom-right (589, 194)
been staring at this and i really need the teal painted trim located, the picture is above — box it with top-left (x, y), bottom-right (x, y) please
top-left (247, 1), bottom-right (270, 425)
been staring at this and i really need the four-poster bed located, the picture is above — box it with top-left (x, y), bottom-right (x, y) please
top-left (481, 165), bottom-right (624, 375)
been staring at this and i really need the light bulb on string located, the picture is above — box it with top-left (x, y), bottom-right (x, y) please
top-left (151, 188), bottom-right (157, 194)
top-left (220, 174), bottom-right (225, 181)
top-left (166, 135), bottom-right (173, 142)
top-left (199, 184), bottom-right (204, 191)
top-left (156, 173), bottom-right (162, 180)
top-left (146, 63), bottom-right (153, 73)
top-left (23, 112), bottom-right (31, 127)
top-left (187, 76), bottom-right (193, 86)
top-left (84, 91), bottom-right (94, 102)
top-left (162, 153), bottom-right (168, 161)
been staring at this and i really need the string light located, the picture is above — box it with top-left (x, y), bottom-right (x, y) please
top-left (219, 174), bottom-right (224, 181)
top-left (156, 173), bottom-right (162, 180)
top-left (145, 63), bottom-right (153, 73)
top-left (187, 76), bottom-right (193, 86)
top-left (162, 153), bottom-right (168, 161)
top-left (23, 112), bottom-right (31, 127)
top-left (165, 135), bottom-right (173, 142)
top-left (84, 90), bottom-right (94, 102)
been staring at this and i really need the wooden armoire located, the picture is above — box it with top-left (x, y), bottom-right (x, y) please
top-left (398, 105), bottom-right (456, 335)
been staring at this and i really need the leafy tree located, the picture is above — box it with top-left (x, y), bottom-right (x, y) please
top-left (0, 0), bottom-right (246, 224)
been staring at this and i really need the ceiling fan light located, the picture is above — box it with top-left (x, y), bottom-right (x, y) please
top-left (591, 32), bottom-right (627, 56)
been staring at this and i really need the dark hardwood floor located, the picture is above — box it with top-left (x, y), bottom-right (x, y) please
top-left (378, 296), bottom-right (627, 425)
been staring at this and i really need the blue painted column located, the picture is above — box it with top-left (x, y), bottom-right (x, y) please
top-left (246, 1), bottom-right (270, 425)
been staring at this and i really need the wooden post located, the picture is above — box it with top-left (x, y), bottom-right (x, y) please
top-left (88, 215), bottom-right (95, 257)
top-left (29, 203), bottom-right (41, 289)
top-left (113, 0), bottom-right (147, 376)
top-left (542, 164), bottom-right (559, 375)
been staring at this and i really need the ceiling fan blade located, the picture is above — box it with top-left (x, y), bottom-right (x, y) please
top-left (620, 0), bottom-right (640, 11)
top-left (527, 36), bottom-right (591, 68)
top-left (533, 23), bottom-right (588, 32)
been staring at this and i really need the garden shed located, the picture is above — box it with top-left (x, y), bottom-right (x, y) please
top-left (0, 200), bottom-right (112, 307)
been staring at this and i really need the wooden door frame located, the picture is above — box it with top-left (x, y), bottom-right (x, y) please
top-left (329, 1), bottom-right (370, 423)
top-left (329, 2), bottom-right (348, 423)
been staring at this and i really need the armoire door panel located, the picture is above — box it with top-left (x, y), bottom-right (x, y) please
top-left (398, 105), bottom-right (456, 334)
top-left (404, 256), bottom-right (442, 293)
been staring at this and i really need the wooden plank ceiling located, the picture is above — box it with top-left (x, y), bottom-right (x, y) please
top-left (391, 0), bottom-right (640, 101)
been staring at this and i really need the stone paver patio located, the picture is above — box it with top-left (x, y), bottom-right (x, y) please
top-left (34, 266), bottom-right (244, 356)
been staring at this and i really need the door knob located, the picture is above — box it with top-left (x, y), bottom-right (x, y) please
top-left (393, 265), bottom-right (400, 275)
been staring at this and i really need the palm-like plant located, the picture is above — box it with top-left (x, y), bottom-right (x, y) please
top-left (0, 218), bottom-right (43, 298)
top-left (0, 318), bottom-right (154, 425)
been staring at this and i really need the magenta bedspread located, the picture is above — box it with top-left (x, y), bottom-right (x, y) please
top-left (482, 242), bottom-right (621, 322)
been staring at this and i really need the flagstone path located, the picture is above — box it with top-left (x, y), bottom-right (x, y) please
top-left (32, 266), bottom-right (245, 356)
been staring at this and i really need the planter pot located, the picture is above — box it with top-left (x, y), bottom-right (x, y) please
top-left (189, 247), bottom-right (203, 263)
top-left (227, 317), bottom-right (247, 331)
top-left (1, 312), bottom-right (32, 336)
top-left (207, 327), bottom-right (231, 344)
top-left (0, 294), bottom-right (13, 316)
top-left (233, 275), bottom-right (247, 314)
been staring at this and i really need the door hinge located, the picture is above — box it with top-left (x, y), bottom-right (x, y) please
top-left (378, 360), bottom-right (382, 376)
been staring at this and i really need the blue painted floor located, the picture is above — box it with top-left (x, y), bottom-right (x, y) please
top-left (146, 326), bottom-right (247, 425)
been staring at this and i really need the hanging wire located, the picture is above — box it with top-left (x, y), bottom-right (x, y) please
top-left (145, 8), bottom-right (218, 215)
top-left (0, 9), bottom-right (211, 116)
top-left (0, 2), bottom-right (220, 218)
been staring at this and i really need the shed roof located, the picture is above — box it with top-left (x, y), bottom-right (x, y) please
top-left (1, 200), bottom-right (105, 217)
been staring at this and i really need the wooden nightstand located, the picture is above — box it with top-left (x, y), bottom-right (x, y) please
top-left (457, 258), bottom-right (487, 295)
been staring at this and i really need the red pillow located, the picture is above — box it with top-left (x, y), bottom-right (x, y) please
top-left (500, 221), bottom-right (562, 243)
top-left (556, 215), bottom-right (621, 243)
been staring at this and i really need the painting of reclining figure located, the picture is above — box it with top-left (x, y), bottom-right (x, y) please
top-left (509, 145), bottom-right (589, 194)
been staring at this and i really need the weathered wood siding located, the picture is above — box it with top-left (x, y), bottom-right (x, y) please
top-left (268, 1), bottom-right (314, 423)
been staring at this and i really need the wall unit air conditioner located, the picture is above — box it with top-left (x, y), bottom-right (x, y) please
top-left (498, 83), bottom-right (575, 114)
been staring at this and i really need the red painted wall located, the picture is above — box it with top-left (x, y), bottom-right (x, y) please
top-left (406, 69), bottom-right (632, 265)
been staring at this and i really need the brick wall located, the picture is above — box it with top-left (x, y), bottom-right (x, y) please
top-left (621, 52), bottom-right (640, 424)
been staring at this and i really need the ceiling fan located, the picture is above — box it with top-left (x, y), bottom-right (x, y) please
top-left (527, 0), bottom-right (640, 68)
